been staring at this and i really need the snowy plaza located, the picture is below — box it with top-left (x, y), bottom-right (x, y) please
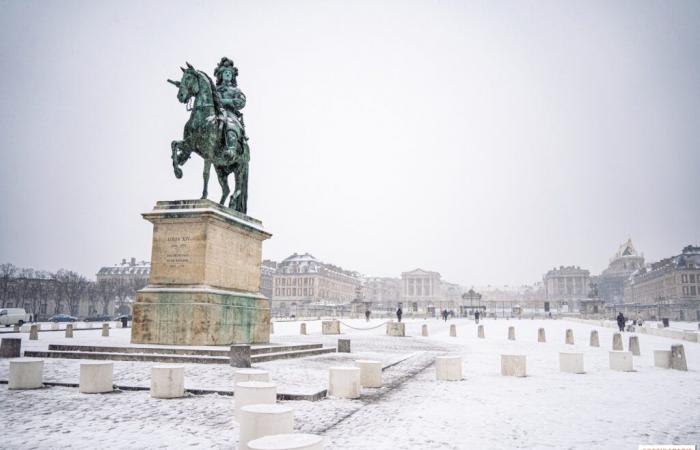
top-left (1, 318), bottom-right (699, 449)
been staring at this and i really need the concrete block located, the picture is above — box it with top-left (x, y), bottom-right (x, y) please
top-left (628, 336), bottom-right (640, 356)
top-left (386, 322), bottom-right (405, 337)
top-left (436, 355), bottom-right (462, 381)
top-left (337, 339), bottom-right (351, 353)
top-left (478, 325), bottom-right (485, 339)
top-left (29, 325), bottom-right (38, 340)
top-left (231, 344), bottom-right (252, 368)
top-left (235, 368), bottom-right (271, 384)
top-left (101, 323), bottom-right (110, 337)
top-left (683, 331), bottom-right (698, 342)
top-left (328, 366), bottom-right (361, 399)
top-left (13, 325), bottom-right (19, 332)
top-left (565, 329), bottom-right (574, 345)
top-left (421, 324), bottom-right (428, 336)
top-left (501, 354), bottom-right (526, 377)
top-left (559, 352), bottom-right (584, 374)
top-left (589, 330), bottom-right (599, 347)
top-left (300, 323), bottom-right (307, 335)
top-left (322, 320), bottom-right (340, 335)
top-left (612, 333), bottom-right (623, 351)
top-left (20, 325), bottom-right (31, 333)
top-left (234, 381), bottom-right (277, 419)
top-left (609, 351), bottom-right (633, 372)
top-left (8, 358), bottom-right (43, 389)
top-left (0, 338), bottom-right (21, 358)
top-left (51, 323), bottom-right (59, 331)
top-left (537, 328), bottom-right (546, 343)
top-left (239, 404), bottom-right (294, 450)
top-left (508, 326), bottom-right (515, 341)
top-left (79, 362), bottom-right (114, 393)
top-left (355, 359), bottom-right (382, 387)
top-left (653, 350), bottom-right (671, 369)
top-left (248, 434), bottom-right (324, 450)
top-left (65, 324), bottom-right (74, 338)
top-left (150, 365), bottom-right (185, 399)
top-left (671, 344), bottom-right (687, 371)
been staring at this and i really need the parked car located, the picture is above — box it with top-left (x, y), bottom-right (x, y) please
top-left (114, 314), bottom-right (132, 322)
top-left (0, 308), bottom-right (32, 326)
top-left (49, 314), bottom-right (78, 323)
top-left (84, 315), bottom-right (113, 322)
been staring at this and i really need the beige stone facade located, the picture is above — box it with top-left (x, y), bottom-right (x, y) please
top-left (543, 266), bottom-right (591, 313)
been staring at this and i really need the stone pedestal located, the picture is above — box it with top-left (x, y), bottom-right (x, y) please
top-left (654, 350), bottom-right (672, 368)
top-left (478, 325), bottom-right (485, 339)
top-left (559, 352), bottom-right (584, 374)
top-left (508, 326), bottom-right (516, 341)
top-left (239, 404), bottom-right (294, 450)
top-left (671, 345), bottom-right (687, 371)
top-left (101, 323), bottom-right (110, 337)
top-left (234, 381), bottom-right (277, 419)
top-left (355, 359), bottom-right (382, 387)
top-left (79, 362), bottom-right (114, 393)
top-left (328, 367), bottom-right (361, 399)
top-left (0, 338), bottom-right (21, 358)
top-left (612, 333), bottom-right (623, 351)
top-left (65, 324), bottom-right (74, 338)
top-left (300, 323), bottom-right (307, 335)
top-left (501, 355), bottom-right (526, 377)
top-left (322, 320), bottom-right (340, 335)
top-left (628, 336), bottom-right (640, 356)
top-left (235, 369), bottom-right (271, 384)
top-left (9, 359), bottom-right (43, 389)
top-left (537, 328), bottom-right (546, 343)
top-left (449, 324), bottom-right (457, 337)
top-left (248, 434), bottom-right (324, 450)
top-left (337, 339), bottom-right (351, 353)
top-left (231, 345), bottom-right (252, 368)
top-left (609, 351), bottom-right (633, 372)
top-left (150, 365), bottom-right (185, 399)
top-left (29, 325), bottom-right (38, 340)
top-left (421, 324), bottom-right (428, 336)
top-left (565, 329), bottom-right (574, 345)
top-left (589, 330), bottom-right (599, 347)
top-left (131, 200), bottom-right (272, 346)
top-left (436, 355), bottom-right (462, 381)
top-left (386, 322), bottom-right (405, 337)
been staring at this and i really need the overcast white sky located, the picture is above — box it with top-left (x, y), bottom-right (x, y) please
top-left (0, 0), bottom-right (698, 285)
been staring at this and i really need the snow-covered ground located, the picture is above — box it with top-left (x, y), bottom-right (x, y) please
top-left (1, 318), bottom-right (699, 449)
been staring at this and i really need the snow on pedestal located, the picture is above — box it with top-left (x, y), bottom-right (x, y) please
top-left (565, 329), bottom-right (574, 345)
top-left (328, 366), bottom-right (361, 399)
top-left (65, 324), bottom-right (74, 338)
top-left (248, 433), bottom-right (324, 450)
top-left (449, 324), bottom-right (457, 337)
top-left (150, 365), bottom-right (185, 399)
top-left (653, 350), bottom-right (672, 368)
top-left (355, 359), bottom-right (382, 387)
top-left (501, 355), bottom-right (526, 377)
top-left (478, 325), bottom-right (485, 339)
top-left (29, 325), bottom-right (38, 341)
top-left (235, 369), bottom-right (271, 384)
top-left (671, 345), bottom-right (687, 371)
top-left (435, 355), bottom-right (462, 381)
top-left (508, 327), bottom-right (516, 341)
top-left (322, 320), bottom-right (340, 335)
top-left (79, 362), bottom-right (114, 393)
top-left (101, 323), bottom-right (110, 337)
top-left (612, 333), bottom-right (623, 351)
top-left (421, 324), bottom-right (428, 337)
top-left (559, 352), bottom-right (584, 374)
top-left (235, 381), bottom-right (277, 419)
top-left (300, 323), bottom-right (307, 335)
top-left (537, 328), bottom-right (546, 343)
top-left (609, 351), bottom-right (633, 372)
top-left (239, 404), bottom-right (294, 450)
top-left (628, 336), bottom-right (640, 356)
top-left (386, 322), bottom-right (405, 337)
top-left (589, 330), bottom-right (599, 347)
top-left (8, 358), bottom-right (43, 390)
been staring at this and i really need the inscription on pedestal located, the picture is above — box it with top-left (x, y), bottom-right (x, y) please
top-left (165, 235), bottom-right (195, 268)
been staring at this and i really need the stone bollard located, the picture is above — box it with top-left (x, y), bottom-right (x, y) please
top-left (612, 333), bottom-right (623, 351)
top-left (355, 359), bottom-right (382, 387)
top-left (239, 404), bottom-right (294, 450)
top-left (478, 325), bottom-right (485, 339)
top-left (435, 355), bottom-right (462, 381)
top-left (609, 351), bottom-right (633, 372)
top-left (51, 323), bottom-right (60, 331)
top-left (234, 381), bottom-right (277, 419)
top-left (508, 326), bottom-right (515, 341)
top-left (628, 336), bottom-right (640, 356)
top-left (449, 324), bottom-right (457, 337)
top-left (337, 339), bottom-right (351, 353)
top-left (501, 355), bottom-right (526, 377)
top-left (65, 324), bottom-right (74, 338)
top-left (421, 324), bottom-right (428, 336)
top-left (231, 344), bottom-right (252, 368)
top-left (589, 330), bottom-right (599, 347)
top-left (248, 433), bottom-right (324, 450)
top-left (670, 345), bottom-right (687, 371)
top-left (537, 328), bottom-right (546, 343)
top-left (9, 358), bottom-right (44, 389)
top-left (29, 325), bottom-right (39, 340)
top-left (13, 324), bottom-right (20, 332)
top-left (321, 320), bottom-right (340, 335)
top-left (565, 329), bottom-right (574, 345)
top-left (653, 350), bottom-right (672, 368)
top-left (116, 321), bottom-right (123, 329)
top-left (0, 338), bottom-right (22, 358)
top-left (20, 324), bottom-right (31, 333)
top-left (300, 323), bottom-right (307, 335)
top-left (150, 365), bottom-right (185, 399)
top-left (559, 352), bottom-right (584, 374)
top-left (386, 322), bottom-right (405, 336)
top-left (328, 366), bottom-right (361, 399)
top-left (235, 369), bottom-right (271, 384)
top-left (79, 362), bottom-right (114, 393)
top-left (101, 323), bottom-right (110, 337)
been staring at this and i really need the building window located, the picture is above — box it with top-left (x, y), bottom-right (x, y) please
top-left (691, 286), bottom-right (697, 296)
top-left (682, 274), bottom-right (688, 283)
top-left (682, 286), bottom-right (688, 295)
top-left (690, 274), bottom-right (696, 283)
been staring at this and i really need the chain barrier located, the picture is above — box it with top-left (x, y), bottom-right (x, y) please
top-left (338, 320), bottom-right (391, 331)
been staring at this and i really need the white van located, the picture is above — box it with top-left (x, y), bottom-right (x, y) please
top-left (0, 308), bottom-right (32, 326)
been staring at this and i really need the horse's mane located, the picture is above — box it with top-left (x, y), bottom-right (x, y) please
top-left (198, 70), bottom-right (223, 112)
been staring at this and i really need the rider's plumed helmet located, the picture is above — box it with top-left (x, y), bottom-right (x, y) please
top-left (214, 57), bottom-right (239, 86)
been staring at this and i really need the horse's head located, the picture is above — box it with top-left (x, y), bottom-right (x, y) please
top-left (167, 62), bottom-right (200, 104)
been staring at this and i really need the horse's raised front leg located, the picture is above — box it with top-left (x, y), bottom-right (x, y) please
top-left (216, 166), bottom-right (230, 206)
top-left (171, 140), bottom-right (184, 179)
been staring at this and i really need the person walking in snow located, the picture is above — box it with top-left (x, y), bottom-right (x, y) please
top-left (474, 310), bottom-right (480, 325)
top-left (396, 306), bottom-right (403, 323)
top-left (616, 312), bottom-right (625, 332)
top-left (365, 309), bottom-right (371, 322)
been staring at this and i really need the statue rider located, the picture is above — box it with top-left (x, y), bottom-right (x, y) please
top-left (213, 57), bottom-right (248, 162)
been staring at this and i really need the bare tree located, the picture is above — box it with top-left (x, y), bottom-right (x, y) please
top-left (53, 270), bottom-right (89, 316)
top-left (0, 263), bottom-right (17, 308)
top-left (94, 279), bottom-right (118, 316)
